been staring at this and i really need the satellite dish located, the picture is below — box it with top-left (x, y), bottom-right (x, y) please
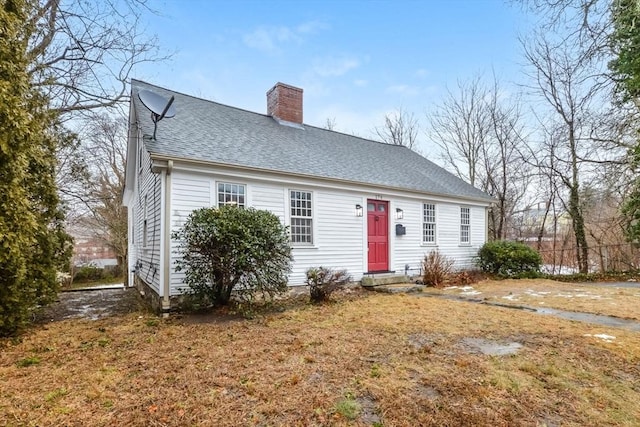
top-left (138, 90), bottom-right (176, 139)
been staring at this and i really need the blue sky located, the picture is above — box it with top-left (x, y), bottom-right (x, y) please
top-left (137, 0), bottom-right (533, 152)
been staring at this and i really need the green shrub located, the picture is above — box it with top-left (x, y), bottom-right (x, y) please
top-left (422, 251), bottom-right (454, 287)
top-left (73, 266), bottom-right (107, 282)
top-left (173, 205), bottom-right (292, 307)
top-left (477, 241), bottom-right (542, 278)
top-left (306, 267), bottom-right (352, 303)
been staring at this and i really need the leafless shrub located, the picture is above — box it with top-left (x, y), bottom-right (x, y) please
top-left (422, 251), bottom-right (454, 288)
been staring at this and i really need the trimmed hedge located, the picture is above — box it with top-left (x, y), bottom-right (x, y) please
top-left (477, 241), bottom-right (542, 278)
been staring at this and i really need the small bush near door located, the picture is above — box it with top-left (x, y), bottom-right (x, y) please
top-left (306, 267), bottom-right (351, 303)
top-left (422, 251), bottom-right (454, 288)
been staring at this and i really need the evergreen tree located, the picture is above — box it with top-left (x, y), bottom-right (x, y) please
top-left (610, 0), bottom-right (640, 245)
top-left (0, 0), bottom-right (71, 336)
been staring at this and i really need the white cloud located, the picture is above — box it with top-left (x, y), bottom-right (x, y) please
top-left (385, 84), bottom-right (439, 97)
top-left (243, 20), bottom-right (327, 53)
top-left (415, 68), bottom-right (430, 78)
top-left (243, 26), bottom-right (299, 52)
top-left (385, 84), bottom-right (420, 96)
top-left (311, 104), bottom-right (388, 137)
top-left (354, 79), bottom-right (368, 87)
top-left (312, 55), bottom-right (360, 77)
top-left (296, 20), bottom-right (329, 34)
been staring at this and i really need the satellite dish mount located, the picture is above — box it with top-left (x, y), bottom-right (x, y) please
top-left (138, 90), bottom-right (176, 140)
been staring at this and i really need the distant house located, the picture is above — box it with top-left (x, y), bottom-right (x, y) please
top-left (67, 220), bottom-right (118, 268)
top-left (123, 80), bottom-right (494, 312)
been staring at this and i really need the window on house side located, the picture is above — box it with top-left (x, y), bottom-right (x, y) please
top-left (423, 203), bottom-right (436, 244)
top-left (217, 182), bottom-right (246, 208)
top-left (138, 131), bottom-right (144, 174)
top-left (460, 207), bottom-right (470, 244)
top-left (290, 190), bottom-right (313, 244)
top-left (143, 195), bottom-right (148, 248)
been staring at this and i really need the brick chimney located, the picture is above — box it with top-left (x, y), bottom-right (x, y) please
top-left (267, 83), bottom-right (303, 124)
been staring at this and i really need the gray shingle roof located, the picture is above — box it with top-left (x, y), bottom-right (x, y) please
top-left (131, 80), bottom-right (494, 203)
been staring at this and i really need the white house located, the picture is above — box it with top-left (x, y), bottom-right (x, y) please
top-left (123, 80), bottom-right (494, 312)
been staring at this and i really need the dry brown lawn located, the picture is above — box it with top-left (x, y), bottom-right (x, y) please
top-left (425, 279), bottom-right (640, 320)
top-left (1, 288), bottom-right (640, 426)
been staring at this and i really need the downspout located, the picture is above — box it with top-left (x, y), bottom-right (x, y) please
top-left (162, 160), bottom-right (173, 317)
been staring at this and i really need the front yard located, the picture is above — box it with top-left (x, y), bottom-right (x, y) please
top-left (425, 278), bottom-right (640, 321)
top-left (1, 281), bottom-right (639, 426)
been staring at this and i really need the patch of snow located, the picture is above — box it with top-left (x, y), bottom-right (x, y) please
top-left (584, 334), bottom-right (616, 342)
top-left (524, 290), bottom-right (551, 297)
top-left (443, 286), bottom-right (459, 290)
top-left (459, 286), bottom-right (475, 291)
top-left (555, 293), bottom-right (575, 298)
top-left (502, 294), bottom-right (519, 301)
top-left (461, 290), bottom-right (482, 296)
top-left (541, 265), bottom-right (579, 274)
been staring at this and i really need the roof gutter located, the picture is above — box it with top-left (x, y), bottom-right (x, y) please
top-left (149, 153), bottom-right (496, 205)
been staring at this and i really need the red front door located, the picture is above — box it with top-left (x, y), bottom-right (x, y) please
top-left (367, 200), bottom-right (389, 272)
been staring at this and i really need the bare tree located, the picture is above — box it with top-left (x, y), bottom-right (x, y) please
top-left (27, 0), bottom-right (166, 116)
top-left (323, 117), bottom-right (337, 130)
top-left (70, 115), bottom-right (128, 280)
top-left (375, 107), bottom-right (419, 150)
top-left (521, 30), bottom-right (610, 273)
top-left (427, 75), bottom-right (531, 240)
top-left (427, 76), bottom-right (489, 186)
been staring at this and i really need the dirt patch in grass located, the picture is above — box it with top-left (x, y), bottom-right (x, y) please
top-left (424, 278), bottom-right (640, 321)
top-left (1, 292), bottom-right (640, 426)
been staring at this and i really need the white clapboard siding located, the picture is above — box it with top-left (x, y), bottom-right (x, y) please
top-left (286, 189), bottom-right (364, 284)
top-left (250, 183), bottom-right (285, 221)
top-left (169, 173), bottom-right (212, 295)
top-left (390, 197), bottom-right (425, 273)
top-left (389, 200), bottom-right (486, 273)
top-left (131, 144), bottom-right (162, 294)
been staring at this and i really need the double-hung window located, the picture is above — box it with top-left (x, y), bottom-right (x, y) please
top-left (290, 190), bottom-right (313, 244)
top-left (460, 207), bottom-right (470, 244)
top-left (423, 203), bottom-right (436, 244)
top-left (142, 195), bottom-right (148, 248)
top-left (217, 182), bottom-right (246, 208)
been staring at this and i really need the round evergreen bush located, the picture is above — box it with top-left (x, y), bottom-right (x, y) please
top-left (477, 241), bottom-right (542, 278)
top-left (173, 205), bottom-right (292, 307)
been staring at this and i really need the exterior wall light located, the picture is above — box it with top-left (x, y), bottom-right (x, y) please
top-left (396, 208), bottom-right (404, 220)
top-left (355, 204), bottom-right (363, 217)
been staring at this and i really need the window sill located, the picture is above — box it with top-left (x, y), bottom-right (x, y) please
top-left (291, 244), bottom-right (318, 250)
top-left (459, 243), bottom-right (472, 247)
top-left (420, 243), bottom-right (438, 247)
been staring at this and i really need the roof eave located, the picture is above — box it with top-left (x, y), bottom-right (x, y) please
top-left (148, 152), bottom-right (496, 205)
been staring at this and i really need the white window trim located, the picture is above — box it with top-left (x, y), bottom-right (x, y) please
top-left (138, 129), bottom-right (144, 175)
top-left (142, 194), bottom-right (149, 249)
top-left (460, 206), bottom-right (471, 246)
top-left (215, 181), bottom-right (247, 208)
top-left (421, 202), bottom-right (437, 246)
top-left (288, 188), bottom-right (315, 247)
